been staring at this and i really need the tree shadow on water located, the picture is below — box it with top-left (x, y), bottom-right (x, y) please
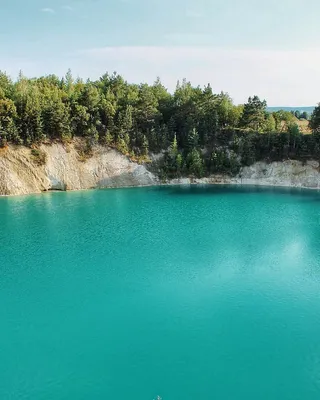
top-left (159, 184), bottom-right (320, 201)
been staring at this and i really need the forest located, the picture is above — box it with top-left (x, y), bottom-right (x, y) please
top-left (1, 70), bottom-right (320, 178)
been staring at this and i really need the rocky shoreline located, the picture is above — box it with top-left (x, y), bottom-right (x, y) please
top-left (168, 160), bottom-right (320, 189)
top-left (1, 142), bottom-right (320, 196)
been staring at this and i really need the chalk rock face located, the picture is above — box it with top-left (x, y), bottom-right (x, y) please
top-left (1, 140), bottom-right (320, 196)
top-left (237, 160), bottom-right (320, 189)
top-left (47, 175), bottom-right (66, 191)
top-left (165, 160), bottom-right (320, 189)
top-left (0, 141), bottom-right (158, 196)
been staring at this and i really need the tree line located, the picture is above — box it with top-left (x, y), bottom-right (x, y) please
top-left (1, 70), bottom-right (320, 178)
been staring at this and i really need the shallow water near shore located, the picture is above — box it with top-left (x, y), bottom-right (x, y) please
top-left (1, 185), bottom-right (320, 400)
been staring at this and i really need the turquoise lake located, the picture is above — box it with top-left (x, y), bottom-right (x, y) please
top-left (1, 185), bottom-right (320, 400)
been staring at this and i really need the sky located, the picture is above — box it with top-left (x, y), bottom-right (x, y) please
top-left (1, 0), bottom-right (320, 105)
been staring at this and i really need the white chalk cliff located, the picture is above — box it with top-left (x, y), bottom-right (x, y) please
top-left (1, 142), bottom-right (320, 196)
top-left (0, 141), bottom-right (157, 196)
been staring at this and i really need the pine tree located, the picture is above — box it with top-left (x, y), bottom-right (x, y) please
top-left (187, 149), bottom-right (204, 177)
top-left (240, 96), bottom-right (267, 131)
top-left (0, 98), bottom-right (18, 146)
top-left (187, 127), bottom-right (199, 150)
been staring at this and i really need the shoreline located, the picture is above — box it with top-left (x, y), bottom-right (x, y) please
top-left (1, 142), bottom-right (320, 197)
top-left (1, 179), bottom-right (320, 199)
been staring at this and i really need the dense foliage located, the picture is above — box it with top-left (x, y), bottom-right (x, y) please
top-left (0, 70), bottom-right (319, 178)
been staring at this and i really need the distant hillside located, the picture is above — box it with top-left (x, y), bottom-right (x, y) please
top-left (267, 106), bottom-right (315, 113)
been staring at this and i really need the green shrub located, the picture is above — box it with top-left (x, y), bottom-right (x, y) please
top-left (31, 148), bottom-right (47, 166)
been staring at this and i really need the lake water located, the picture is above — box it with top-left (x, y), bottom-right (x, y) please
top-left (1, 185), bottom-right (320, 400)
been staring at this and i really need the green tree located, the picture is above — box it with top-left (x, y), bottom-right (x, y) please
top-left (215, 92), bottom-right (235, 128)
top-left (0, 72), bottom-right (14, 99)
top-left (264, 113), bottom-right (276, 132)
top-left (187, 127), bottom-right (199, 150)
top-left (170, 134), bottom-right (178, 158)
top-left (135, 84), bottom-right (159, 131)
top-left (15, 81), bottom-right (44, 144)
top-left (187, 149), bottom-right (204, 177)
top-left (42, 88), bottom-right (71, 140)
top-left (309, 104), bottom-right (320, 134)
top-left (117, 105), bottom-right (133, 150)
top-left (273, 110), bottom-right (295, 132)
top-left (63, 69), bottom-right (74, 94)
top-left (165, 134), bottom-right (184, 176)
top-left (71, 104), bottom-right (90, 137)
top-left (0, 98), bottom-right (18, 146)
top-left (239, 96), bottom-right (267, 131)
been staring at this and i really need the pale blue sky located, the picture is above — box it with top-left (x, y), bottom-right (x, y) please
top-left (1, 0), bottom-right (320, 105)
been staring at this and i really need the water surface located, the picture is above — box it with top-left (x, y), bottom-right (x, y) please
top-left (1, 185), bottom-right (320, 400)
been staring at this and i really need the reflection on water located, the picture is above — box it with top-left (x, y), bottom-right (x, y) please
top-left (1, 186), bottom-right (320, 399)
